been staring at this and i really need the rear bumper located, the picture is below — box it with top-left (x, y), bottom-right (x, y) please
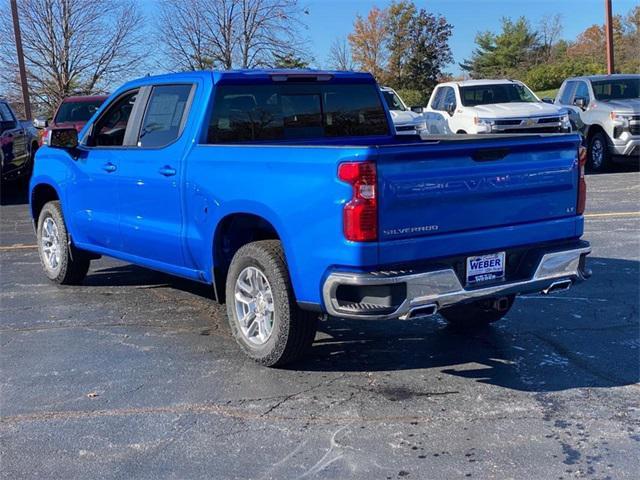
top-left (322, 243), bottom-right (591, 320)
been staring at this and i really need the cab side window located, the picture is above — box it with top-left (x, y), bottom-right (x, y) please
top-left (138, 84), bottom-right (193, 148)
top-left (0, 102), bottom-right (17, 129)
top-left (442, 87), bottom-right (457, 112)
top-left (89, 90), bottom-right (138, 147)
top-left (573, 82), bottom-right (590, 106)
top-left (558, 81), bottom-right (576, 105)
top-left (430, 88), bottom-right (444, 110)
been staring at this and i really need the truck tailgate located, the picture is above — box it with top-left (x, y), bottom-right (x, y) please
top-left (377, 135), bottom-right (582, 242)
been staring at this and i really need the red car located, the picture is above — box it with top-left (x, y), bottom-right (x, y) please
top-left (36, 95), bottom-right (108, 145)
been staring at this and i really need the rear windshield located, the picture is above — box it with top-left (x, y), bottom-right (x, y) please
top-left (206, 83), bottom-right (389, 143)
top-left (55, 100), bottom-right (104, 123)
top-left (460, 83), bottom-right (537, 106)
top-left (591, 78), bottom-right (640, 101)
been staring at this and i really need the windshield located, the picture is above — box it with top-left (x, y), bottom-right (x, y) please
top-left (54, 100), bottom-right (104, 123)
top-left (591, 78), bottom-right (640, 101)
top-left (460, 83), bottom-right (538, 106)
top-left (382, 90), bottom-right (407, 111)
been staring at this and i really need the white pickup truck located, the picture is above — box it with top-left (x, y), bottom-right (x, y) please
top-left (380, 86), bottom-right (428, 137)
top-left (424, 79), bottom-right (571, 135)
top-left (554, 74), bottom-right (639, 172)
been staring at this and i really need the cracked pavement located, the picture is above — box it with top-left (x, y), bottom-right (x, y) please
top-left (1, 169), bottom-right (639, 479)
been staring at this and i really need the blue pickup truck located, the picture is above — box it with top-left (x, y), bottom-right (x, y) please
top-left (29, 70), bottom-right (591, 366)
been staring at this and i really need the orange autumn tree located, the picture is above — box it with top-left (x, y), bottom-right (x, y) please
top-left (348, 7), bottom-right (389, 82)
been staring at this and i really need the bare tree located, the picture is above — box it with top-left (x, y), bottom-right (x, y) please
top-left (328, 37), bottom-right (354, 70)
top-left (157, 0), bottom-right (215, 71)
top-left (237, 0), bottom-right (306, 68)
top-left (156, 0), bottom-right (307, 71)
top-left (0, 0), bottom-right (145, 117)
top-left (538, 14), bottom-right (563, 62)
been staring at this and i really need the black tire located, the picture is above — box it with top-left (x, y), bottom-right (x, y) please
top-left (225, 240), bottom-right (317, 367)
top-left (37, 201), bottom-right (90, 285)
top-left (456, 130), bottom-right (467, 134)
top-left (587, 131), bottom-right (610, 172)
top-left (440, 295), bottom-right (515, 329)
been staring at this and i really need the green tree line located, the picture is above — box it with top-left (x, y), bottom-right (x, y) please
top-left (461, 6), bottom-right (640, 92)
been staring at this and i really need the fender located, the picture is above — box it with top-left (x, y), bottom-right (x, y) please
top-left (200, 200), bottom-right (296, 286)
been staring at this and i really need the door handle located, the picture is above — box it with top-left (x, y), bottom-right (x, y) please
top-left (102, 162), bottom-right (117, 173)
top-left (159, 166), bottom-right (176, 177)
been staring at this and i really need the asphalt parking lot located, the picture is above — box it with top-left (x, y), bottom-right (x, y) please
top-left (1, 168), bottom-right (639, 479)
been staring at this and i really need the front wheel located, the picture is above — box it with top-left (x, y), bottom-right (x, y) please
top-left (37, 201), bottom-right (90, 284)
top-left (587, 131), bottom-right (610, 172)
top-left (440, 295), bottom-right (515, 329)
top-left (225, 240), bottom-right (317, 367)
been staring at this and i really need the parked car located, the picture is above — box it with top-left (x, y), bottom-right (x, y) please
top-left (30, 70), bottom-right (590, 366)
top-left (380, 86), bottom-right (429, 137)
top-left (424, 79), bottom-right (572, 135)
top-left (554, 74), bottom-right (640, 172)
top-left (1, 99), bottom-right (39, 185)
top-left (34, 95), bottom-right (107, 146)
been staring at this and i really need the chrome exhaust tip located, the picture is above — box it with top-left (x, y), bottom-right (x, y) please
top-left (402, 303), bottom-right (438, 320)
top-left (492, 296), bottom-right (511, 311)
top-left (542, 280), bottom-right (572, 295)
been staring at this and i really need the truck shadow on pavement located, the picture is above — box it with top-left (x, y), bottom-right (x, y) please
top-left (85, 256), bottom-right (639, 393)
top-left (296, 256), bottom-right (639, 392)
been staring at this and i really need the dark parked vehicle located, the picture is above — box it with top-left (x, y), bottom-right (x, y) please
top-left (1, 99), bottom-right (39, 185)
top-left (35, 95), bottom-right (107, 146)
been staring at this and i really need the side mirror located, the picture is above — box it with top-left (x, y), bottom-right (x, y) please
top-left (445, 102), bottom-right (456, 116)
top-left (410, 106), bottom-right (424, 113)
top-left (33, 118), bottom-right (48, 129)
top-left (541, 97), bottom-right (554, 104)
top-left (48, 127), bottom-right (79, 149)
top-left (573, 97), bottom-right (587, 110)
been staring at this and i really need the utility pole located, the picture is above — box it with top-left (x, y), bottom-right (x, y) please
top-left (10, 0), bottom-right (32, 120)
top-left (604, 0), bottom-right (615, 74)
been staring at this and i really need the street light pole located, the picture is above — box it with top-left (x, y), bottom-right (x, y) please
top-left (604, 0), bottom-right (615, 74)
top-left (10, 0), bottom-right (32, 120)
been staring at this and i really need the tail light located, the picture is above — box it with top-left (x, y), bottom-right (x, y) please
top-left (577, 146), bottom-right (587, 215)
top-left (338, 161), bottom-right (377, 241)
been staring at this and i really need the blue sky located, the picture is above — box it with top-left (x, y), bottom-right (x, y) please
top-left (302, 0), bottom-right (638, 73)
top-left (141, 0), bottom-right (638, 74)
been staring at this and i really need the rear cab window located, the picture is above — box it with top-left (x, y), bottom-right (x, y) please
top-left (591, 78), bottom-right (640, 100)
top-left (205, 82), bottom-right (389, 143)
top-left (138, 84), bottom-right (193, 148)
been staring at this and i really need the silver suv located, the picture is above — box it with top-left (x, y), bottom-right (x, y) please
top-left (555, 74), bottom-right (639, 171)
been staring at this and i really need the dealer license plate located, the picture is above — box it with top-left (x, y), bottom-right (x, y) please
top-left (466, 252), bottom-right (506, 285)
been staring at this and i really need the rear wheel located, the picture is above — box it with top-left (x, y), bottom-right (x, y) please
top-left (440, 295), bottom-right (515, 329)
top-left (225, 240), bottom-right (317, 367)
top-left (37, 201), bottom-right (90, 284)
top-left (587, 131), bottom-right (610, 172)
